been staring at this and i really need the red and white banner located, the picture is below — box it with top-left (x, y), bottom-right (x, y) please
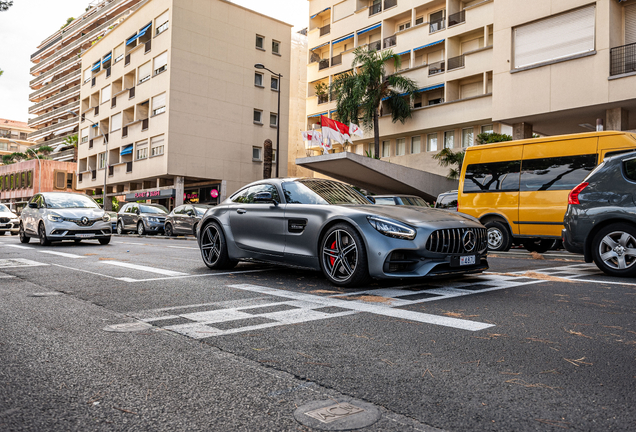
top-left (321, 116), bottom-right (350, 144)
top-left (349, 122), bottom-right (363, 138)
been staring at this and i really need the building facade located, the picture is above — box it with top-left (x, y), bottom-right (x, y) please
top-left (76, 0), bottom-right (291, 210)
top-left (0, 119), bottom-right (33, 160)
top-left (303, 0), bottom-right (636, 181)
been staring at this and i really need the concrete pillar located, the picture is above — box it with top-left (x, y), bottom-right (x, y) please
top-left (484, 26), bottom-right (489, 47)
top-left (174, 176), bottom-right (184, 207)
top-left (220, 180), bottom-right (227, 202)
top-left (606, 108), bottom-right (629, 131)
top-left (513, 122), bottom-right (533, 140)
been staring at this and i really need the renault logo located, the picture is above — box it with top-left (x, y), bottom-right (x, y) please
top-left (81, 217), bottom-right (89, 226)
top-left (462, 230), bottom-right (476, 252)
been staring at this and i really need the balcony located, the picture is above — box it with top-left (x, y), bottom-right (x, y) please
top-left (384, 0), bottom-right (397, 9)
top-left (28, 117), bottom-right (78, 140)
top-left (447, 54), bottom-right (465, 71)
top-left (331, 54), bottom-right (342, 67)
top-left (448, 10), bottom-right (465, 27)
top-left (30, 55), bottom-right (81, 87)
top-left (369, 3), bottom-right (381, 16)
top-left (27, 100), bottom-right (79, 127)
top-left (319, 59), bottom-right (330, 70)
top-left (30, 35), bottom-right (62, 60)
top-left (610, 42), bottom-right (636, 77)
top-left (429, 19), bottom-right (446, 33)
top-left (428, 60), bottom-right (445, 76)
top-left (28, 69), bottom-right (81, 101)
top-left (319, 24), bottom-right (330, 37)
top-left (383, 35), bottom-right (396, 49)
top-left (29, 84), bottom-right (81, 114)
top-left (318, 94), bottom-right (329, 104)
top-left (368, 40), bottom-right (381, 52)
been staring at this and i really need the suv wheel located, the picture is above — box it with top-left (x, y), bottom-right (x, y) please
top-left (117, 222), bottom-right (124, 235)
top-left (137, 222), bottom-right (145, 236)
top-left (38, 222), bottom-right (51, 246)
top-left (592, 223), bottom-right (636, 277)
top-left (165, 223), bottom-right (174, 237)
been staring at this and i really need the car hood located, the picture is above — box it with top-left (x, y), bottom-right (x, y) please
top-left (47, 208), bottom-right (105, 219)
top-left (0, 211), bottom-right (18, 219)
top-left (347, 205), bottom-right (482, 226)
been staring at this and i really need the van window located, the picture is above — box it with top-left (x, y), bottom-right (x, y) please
top-left (624, 158), bottom-right (636, 181)
top-left (520, 154), bottom-right (596, 192)
top-left (463, 160), bottom-right (521, 193)
top-left (437, 195), bottom-right (458, 209)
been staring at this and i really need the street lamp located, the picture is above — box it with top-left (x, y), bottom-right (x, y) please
top-left (254, 63), bottom-right (282, 178)
top-left (68, 110), bottom-right (109, 209)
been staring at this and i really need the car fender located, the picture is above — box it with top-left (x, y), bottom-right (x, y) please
top-left (478, 212), bottom-right (514, 233)
top-left (315, 214), bottom-right (372, 263)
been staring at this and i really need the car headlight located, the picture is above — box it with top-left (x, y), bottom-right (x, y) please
top-left (147, 217), bottom-right (159, 223)
top-left (47, 213), bottom-right (63, 222)
top-left (102, 213), bottom-right (111, 222)
top-left (367, 216), bottom-right (416, 240)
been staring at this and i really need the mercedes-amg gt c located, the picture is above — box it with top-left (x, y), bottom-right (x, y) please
top-left (197, 178), bottom-right (488, 287)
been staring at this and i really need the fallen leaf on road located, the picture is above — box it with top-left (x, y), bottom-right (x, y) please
top-left (565, 329), bottom-right (593, 339)
top-left (113, 406), bottom-right (137, 415)
top-left (334, 295), bottom-right (393, 304)
top-left (505, 379), bottom-right (558, 390)
top-left (530, 252), bottom-right (545, 260)
top-left (563, 357), bottom-right (592, 366)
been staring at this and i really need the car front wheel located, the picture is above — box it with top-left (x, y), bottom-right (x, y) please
top-left (320, 223), bottom-right (371, 288)
top-left (19, 223), bottom-right (30, 244)
top-left (137, 222), bottom-right (145, 236)
top-left (39, 222), bottom-right (50, 246)
top-left (592, 223), bottom-right (636, 277)
top-left (117, 222), bottom-right (124, 235)
top-left (165, 223), bottom-right (174, 237)
top-left (99, 237), bottom-right (111, 245)
top-left (200, 222), bottom-right (237, 270)
top-left (485, 221), bottom-right (511, 252)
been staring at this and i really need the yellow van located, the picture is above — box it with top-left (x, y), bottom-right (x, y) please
top-left (458, 131), bottom-right (636, 252)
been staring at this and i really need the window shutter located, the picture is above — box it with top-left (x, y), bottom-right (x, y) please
top-left (156, 10), bottom-right (169, 26)
top-left (513, 5), bottom-right (595, 69)
top-left (154, 52), bottom-right (168, 71)
top-left (152, 93), bottom-right (166, 110)
top-left (428, 50), bottom-right (443, 63)
top-left (101, 85), bottom-right (111, 103)
top-left (139, 62), bottom-right (151, 80)
top-left (84, 68), bottom-right (91, 82)
top-left (113, 43), bottom-right (124, 61)
top-left (151, 135), bottom-right (164, 147)
top-left (460, 82), bottom-right (482, 99)
top-left (111, 113), bottom-right (122, 131)
top-left (54, 171), bottom-right (66, 190)
top-left (626, 4), bottom-right (636, 45)
top-left (81, 128), bottom-right (89, 141)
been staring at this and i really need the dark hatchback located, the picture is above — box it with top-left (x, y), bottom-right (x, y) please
top-left (563, 151), bottom-right (636, 276)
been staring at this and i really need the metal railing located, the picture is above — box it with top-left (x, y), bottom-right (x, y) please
top-left (383, 35), bottom-right (396, 49)
top-left (384, 0), bottom-right (397, 9)
top-left (141, 118), bottom-right (149, 130)
top-left (27, 117), bottom-right (77, 140)
top-left (129, 87), bottom-right (135, 98)
top-left (610, 42), bottom-right (636, 76)
top-left (30, 56), bottom-right (81, 87)
top-left (108, 166), bottom-right (114, 176)
top-left (320, 24), bottom-right (330, 37)
top-left (145, 40), bottom-right (152, 53)
top-left (428, 60), bottom-right (445, 75)
top-left (319, 59), bottom-right (330, 70)
top-left (429, 19), bottom-right (445, 33)
top-left (91, 170), bottom-right (97, 180)
top-left (448, 10), bottom-right (465, 26)
top-left (122, 126), bottom-right (128, 137)
top-left (28, 69), bottom-right (81, 100)
top-left (125, 54), bottom-right (131, 66)
top-left (447, 54), bottom-right (465, 70)
top-left (78, 173), bottom-right (83, 182)
top-left (27, 101), bottom-right (79, 127)
top-left (368, 40), bottom-right (381, 52)
top-left (331, 54), bottom-right (342, 66)
top-left (30, 35), bottom-right (62, 60)
top-left (369, 3), bottom-right (382, 15)
top-left (94, 106), bottom-right (99, 116)
top-left (29, 84), bottom-right (81, 114)
top-left (317, 94), bottom-right (329, 104)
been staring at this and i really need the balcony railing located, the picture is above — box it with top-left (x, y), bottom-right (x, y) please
top-left (27, 100), bottom-right (79, 127)
top-left (369, 3), bottom-right (381, 16)
top-left (28, 84), bottom-right (81, 114)
top-left (429, 19), bottom-right (445, 33)
top-left (320, 24), bottom-right (330, 37)
top-left (447, 54), bottom-right (465, 70)
top-left (331, 54), bottom-right (342, 66)
top-left (27, 117), bottom-right (77, 140)
top-left (383, 35), bottom-right (396, 49)
top-left (368, 40), bottom-right (381, 52)
top-left (89, 139), bottom-right (93, 149)
top-left (30, 55), bottom-right (80, 87)
top-left (145, 40), bottom-right (152, 53)
top-left (428, 60), bottom-right (445, 75)
top-left (78, 173), bottom-right (83, 183)
top-left (30, 35), bottom-right (62, 60)
top-left (317, 94), bottom-right (329, 104)
top-left (319, 59), bottom-right (330, 70)
top-left (610, 42), bottom-right (636, 76)
top-left (126, 162), bottom-right (133, 173)
top-left (125, 54), bottom-right (131, 66)
top-left (448, 10), bottom-right (466, 26)
top-left (384, 0), bottom-right (397, 9)
top-left (122, 126), bottom-right (128, 138)
top-left (94, 106), bottom-right (99, 116)
top-left (28, 69), bottom-right (81, 100)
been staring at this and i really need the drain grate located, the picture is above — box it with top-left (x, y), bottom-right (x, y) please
top-left (294, 398), bottom-right (381, 431)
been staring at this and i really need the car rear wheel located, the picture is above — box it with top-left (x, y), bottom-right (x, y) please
top-left (592, 223), bottom-right (636, 277)
top-left (99, 237), bottom-right (111, 245)
top-left (320, 223), bottom-right (371, 288)
top-left (117, 222), bottom-right (124, 235)
top-left (484, 221), bottom-right (511, 252)
top-left (200, 222), bottom-right (237, 270)
top-left (19, 223), bottom-right (30, 244)
top-left (137, 222), bottom-right (145, 236)
top-left (39, 222), bottom-right (50, 246)
top-left (165, 223), bottom-right (174, 237)
top-left (523, 239), bottom-right (553, 254)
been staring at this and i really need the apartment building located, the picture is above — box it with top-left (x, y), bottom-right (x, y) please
top-left (28, 0), bottom-right (147, 153)
top-left (302, 0), bottom-right (636, 187)
top-left (76, 0), bottom-right (291, 210)
top-left (0, 119), bottom-right (33, 160)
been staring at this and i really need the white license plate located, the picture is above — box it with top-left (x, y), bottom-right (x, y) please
top-left (76, 233), bottom-right (95, 238)
top-left (460, 255), bottom-right (476, 266)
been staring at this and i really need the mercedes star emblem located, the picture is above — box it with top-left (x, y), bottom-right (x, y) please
top-left (463, 230), bottom-right (476, 253)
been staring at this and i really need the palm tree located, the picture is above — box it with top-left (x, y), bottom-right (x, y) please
top-left (331, 47), bottom-right (418, 158)
top-left (432, 148), bottom-right (465, 180)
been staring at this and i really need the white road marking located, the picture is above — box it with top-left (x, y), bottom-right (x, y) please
top-left (166, 246), bottom-right (198, 250)
top-left (51, 264), bottom-right (126, 280)
top-left (38, 250), bottom-right (86, 259)
top-left (0, 258), bottom-right (49, 268)
top-left (113, 268), bottom-right (274, 283)
top-left (2, 245), bottom-right (34, 250)
top-left (102, 261), bottom-right (188, 276)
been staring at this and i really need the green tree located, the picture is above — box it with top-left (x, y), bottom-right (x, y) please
top-left (432, 148), bottom-right (465, 180)
top-left (63, 134), bottom-right (78, 148)
top-left (0, 1), bottom-right (13, 12)
top-left (330, 47), bottom-right (418, 158)
top-left (61, 17), bottom-right (75, 30)
top-left (476, 132), bottom-right (512, 145)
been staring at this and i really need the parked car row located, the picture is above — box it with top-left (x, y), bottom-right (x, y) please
top-left (114, 203), bottom-right (212, 237)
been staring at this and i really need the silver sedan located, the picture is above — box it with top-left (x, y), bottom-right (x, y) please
top-left (197, 178), bottom-right (488, 287)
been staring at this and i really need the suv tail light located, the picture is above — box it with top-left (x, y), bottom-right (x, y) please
top-left (568, 182), bottom-right (589, 205)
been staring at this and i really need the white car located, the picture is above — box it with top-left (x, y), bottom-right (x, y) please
top-left (0, 204), bottom-right (19, 236)
top-left (19, 192), bottom-right (112, 245)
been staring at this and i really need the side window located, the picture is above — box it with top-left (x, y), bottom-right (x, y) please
top-left (438, 195), bottom-right (458, 209)
top-left (520, 154), bottom-right (597, 192)
top-left (243, 184), bottom-right (280, 204)
top-left (39, 196), bottom-right (46, 208)
top-left (131, 205), bottom-right (139, 214)
top-left (184, 206), bottom-right (194, 214)
top-left (624, 158), bottom-right (636, 181)
top-left (173, 206), bottom-right (184, 215)
top-left (374, 197), bottom-right (396, 205)
top-left (463, 161), bottom-right (521, 193)
top-left (231, 188), bottom-right (250, 203)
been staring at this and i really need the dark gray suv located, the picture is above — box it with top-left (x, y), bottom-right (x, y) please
top-left (563, 151), bottom-right (636, 277)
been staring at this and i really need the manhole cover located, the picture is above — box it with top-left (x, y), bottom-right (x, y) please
top-left (103, 322), bottom-right (152, 333)
top-left (294, 399), bottom-right (381, 431)
top-left (28, 292), bottom-right (64, 297)
top-left (0, 259), bottom-right (48, 268)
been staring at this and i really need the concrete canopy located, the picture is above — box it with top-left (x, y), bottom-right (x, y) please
top-left (295, 152), bottom-right (458, 202)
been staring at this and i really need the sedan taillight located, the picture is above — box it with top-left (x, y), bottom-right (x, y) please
top-left (568, 182), bottom-right (589, 205)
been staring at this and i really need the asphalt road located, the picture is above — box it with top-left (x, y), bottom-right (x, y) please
top-left (1, 233), bottom-right (635, 431)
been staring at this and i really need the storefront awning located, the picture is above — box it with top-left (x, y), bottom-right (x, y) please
top-left (120, 145), bottom-right (133, 156)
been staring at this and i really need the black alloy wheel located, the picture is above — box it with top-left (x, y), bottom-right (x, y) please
top-left (592, 223), bottom-right (636, 277)
top-left (38, 222), bottom-right (50, 246)
top-left (320, 223), bottom-right (371, 288)
top-left (19, 223), bottom-right (30, 244)
top-left (484, 221), bottom-right (511, 252)
top-left (117, 222), bottom-right (124, 235)
top-left (165, 223), bottom-right (174, 237)
top-left (200, 222), bottom-right (237, 270)
top-left (99, 237), bottom-right (111, 245)
top-left (137, 222), bottom-right (145, 236)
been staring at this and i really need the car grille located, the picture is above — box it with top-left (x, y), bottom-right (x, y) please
top-left (61, 217), bottom-right (101, 227)
top-left (50, 229), bottom-right (111, 236)
top-left (425, 228), bottom-right (487, 254)
top-left (0, 217), bottom-right (10, 223)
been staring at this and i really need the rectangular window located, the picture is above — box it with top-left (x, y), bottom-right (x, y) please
top-left (80, 128), bottom-right (89, 143)
top-left (152, 92), bottom-right (166, 115)
top-left (136, 141), bottom-right (148, 160)
top-left (256, 35), bottom-right (264, 49)
top-left (444, 131), bottom-right (454, 149)
top-left (382, 140), bottom-right (390, 157)
top-left (398, 21), bottom-right (411, 32)
top-left (462, 128), bottom-right (473, 148)
top-left (519, 154), bottom-right (597, 192)
top-left (153, 52), bottom-right (167, 75)
top-left (253, 109), bottom-right (263, 124)
top-left (427, 133), bottom-right (438, 152)
top-left (513, 5), bottom-right (595, 69)
top-left (252, 146), bottom-right (262, 161)
top-left (138, 62), bottom-right (151, 84)
top-left (101, 84), bottom-right (111, 104)
top-left (254, 72), bottom-right (263, 87)
top-left (272, 40), bottom-right (280, 54)
top-left (481, 124), bottom-right (493, 134)
top-left (411, 136), bottom-right (421, 154)
top-left (53, 170), bottom-right (66, 190)
top-left (270, 113), bottom-right (278, 127)
top-left (463, 161), bottom-right (522, 193)
top-left (83, 68), bottom-right (91, 83)
top-left (155, 10), bottom-right (169, 35)
top-left (415, 16), bottom-right (424, 25)
top-left (395, 138), bottom-right (405, 156)
top-left (113, 43), bottom-right (124, 63)
top-left (151, 135), bottom-right (164, 156)
top-left (98, 153), bottom-right (106, 170)
top-left (271, 76), bottom-right (279, 91)
top-left (111, 113), bottom-right (122, 132)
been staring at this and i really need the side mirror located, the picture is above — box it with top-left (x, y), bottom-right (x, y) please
top-left (254, 191), bottom-right (275, 204)
top-left (28, 202), bottom-right (38, 209)
top-left (366, 195), bottom-right (376, 204)
top-left (187, 210), bottom-right (194, 217)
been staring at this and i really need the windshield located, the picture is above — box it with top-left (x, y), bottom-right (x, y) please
top-left (282, 180), bottom-right (370, 205)
top-left (193, 205), bottom-right (209, 216)
top-left (0, 204), bottom-right (10, 213)
top-left (46, 194), bottom-right (100, 209)
top-left (139, 204), bottom-right (168, 214)
top-left (405, 197), bottom-right (429, 206)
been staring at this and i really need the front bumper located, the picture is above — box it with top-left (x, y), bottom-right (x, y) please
top-left (143, 220), bottom-right (165, 233)
top-left (0, 221), bottom-right (19, 233)
top-left (46, 220), bottom-right (112, 240)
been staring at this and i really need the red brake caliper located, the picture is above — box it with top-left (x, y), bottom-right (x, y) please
top-left (330, 240), bottom-right (337, 266)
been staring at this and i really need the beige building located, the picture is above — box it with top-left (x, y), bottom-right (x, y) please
top-left (300, 0), bottom-right (636, 195)
top-left (76, 0), bottom-right (292, 209)
top-left (0, 119), bottom-right (33, 160)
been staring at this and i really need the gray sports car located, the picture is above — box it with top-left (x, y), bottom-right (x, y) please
top-left (197, 178), bottom-right (488, 287)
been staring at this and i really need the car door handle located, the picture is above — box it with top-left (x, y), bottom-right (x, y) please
top-left (237, 209), bottom-right (247, 214)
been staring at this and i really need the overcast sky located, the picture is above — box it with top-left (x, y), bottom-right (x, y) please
top-left (0, 0), bottom-right (309, 123)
